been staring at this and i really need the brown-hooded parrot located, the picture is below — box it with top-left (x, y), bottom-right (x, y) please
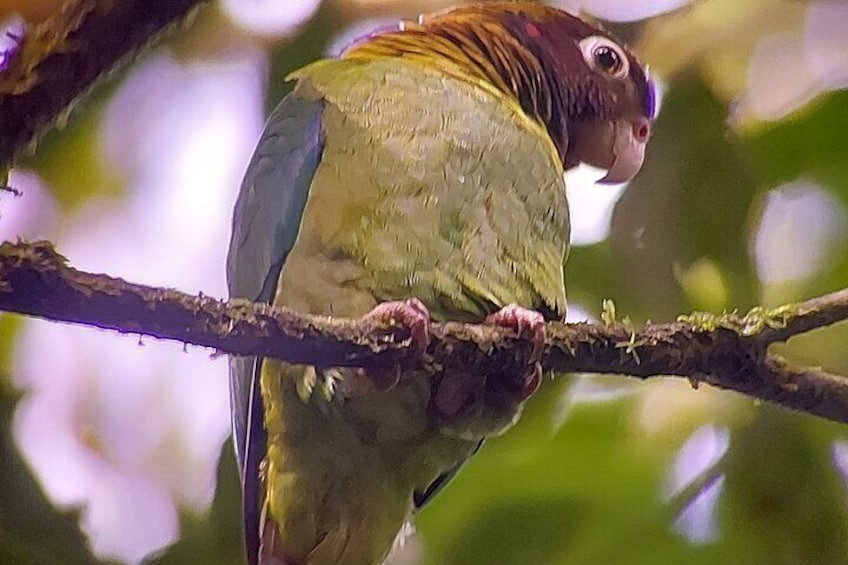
top-left (227, 3), bottom-right (656, 564)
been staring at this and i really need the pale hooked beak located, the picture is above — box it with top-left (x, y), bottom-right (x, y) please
top-left (570, 117), bottom-right (651, 185)
top-left (597, 117), bottom-right (651, 184)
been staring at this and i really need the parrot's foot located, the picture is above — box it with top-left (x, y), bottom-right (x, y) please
top-left (357, 298), bottom-right (431, 391)
top-left (363, 298), bottom-right (431, 351)
top-left (486, 304), bottom-right (545, 400)
top-left (485, 304), bottom-right (546, 363)
top-left (433, 305), bottom-right (545, 438)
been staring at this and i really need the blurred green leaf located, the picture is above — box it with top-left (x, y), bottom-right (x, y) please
top-left (18, 91), bottom-right (122, 212)
top-left (0, 385), bottom-right (103, 565)
top-left (745, 90), bottom-right (848, 197)
top-left (719, 408), bottom-right (848, 564)
top-left (150, 441), bottom-right (244, 565)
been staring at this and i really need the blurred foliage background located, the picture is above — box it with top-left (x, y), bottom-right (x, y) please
top-left (1, 0), bottom-right (848, 563)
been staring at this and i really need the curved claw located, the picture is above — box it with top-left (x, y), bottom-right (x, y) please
top-left (518, 362), bottom-right (543, 401)
top-left (362, 298), bottom-right (431, 351)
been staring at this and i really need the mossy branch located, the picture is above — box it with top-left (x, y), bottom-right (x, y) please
top-left (1, 240), bottom-right (847, 424)
top-left (0, 0), bottom-right (212, 168)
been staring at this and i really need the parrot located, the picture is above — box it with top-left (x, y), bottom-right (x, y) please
top-left (227, 3), bottom-right (656, 564)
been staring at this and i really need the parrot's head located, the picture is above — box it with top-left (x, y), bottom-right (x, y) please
top-left (345, 2), bottom-right (657, 184)
top-left (510, 7), bottom-right (657, 184)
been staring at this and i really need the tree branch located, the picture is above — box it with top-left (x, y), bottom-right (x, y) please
top-left (0, 0), bottom-right (212, 167)
top-left (2, 240), bottom-right (847, 424)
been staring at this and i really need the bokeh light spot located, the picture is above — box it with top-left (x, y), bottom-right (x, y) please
top-left (222, 0), bottom-right (321, 37)
top-left (753, 180), bottom-right (847, 285)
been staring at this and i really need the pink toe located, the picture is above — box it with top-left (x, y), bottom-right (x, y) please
top-left (486, 304), bottom-right (547, 363)
top-left (364, 298), bottom-right (431, 350)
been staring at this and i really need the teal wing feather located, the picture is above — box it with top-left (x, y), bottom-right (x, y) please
top-left (226, 90), bottom-right (324, 565)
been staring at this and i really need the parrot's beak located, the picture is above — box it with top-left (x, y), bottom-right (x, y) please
top-left (597, 117), bottom-right (651, 184)
top-left (570, 117), bottom-right (651, 185)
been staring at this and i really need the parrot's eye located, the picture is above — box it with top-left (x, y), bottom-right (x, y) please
top-left (594, 47), bottom-right (620, 73)
top-left (578, 36), bottom-right (629, 80)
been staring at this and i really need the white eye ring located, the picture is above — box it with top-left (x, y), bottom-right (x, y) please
top-left (578, 35), bottom-right (630, 80)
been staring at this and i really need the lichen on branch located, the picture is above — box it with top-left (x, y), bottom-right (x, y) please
top-left (1, 240), bottom-right (847, 425)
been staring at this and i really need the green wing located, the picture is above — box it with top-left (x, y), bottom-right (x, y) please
top-left (226, 90), bottom-right (323, 565)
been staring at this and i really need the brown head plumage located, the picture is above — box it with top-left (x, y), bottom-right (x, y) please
top-left (345, 2), bottom-right (656, 183)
